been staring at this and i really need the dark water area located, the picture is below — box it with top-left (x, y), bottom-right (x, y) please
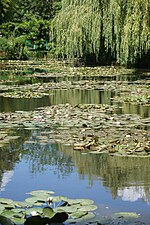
top-left (0, 62), bottom-right (150, 224)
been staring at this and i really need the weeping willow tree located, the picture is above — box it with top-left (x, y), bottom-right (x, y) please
top-left (52, 0), bottom-right (150, 66)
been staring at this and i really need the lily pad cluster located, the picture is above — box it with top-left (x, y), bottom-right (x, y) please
top-left (0, 190), bottom-right (144, 225)
top-left (0, 103), bottom-right (149, 157)
top-left (0, 90), bottom-right (49, 99)
top-left (115, 92), bottom-right (150, 105)
top-left (0, 190), bottom-right (97, 225)
top-left (0, 79), bottom-right (149, 107)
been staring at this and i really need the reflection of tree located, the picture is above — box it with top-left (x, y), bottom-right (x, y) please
top-left (58, 144), bottom-right (150, 203)
top-left (0, 96), bottom-right (51, 112)
top-left (23, 130), bottom-right (74, 177)
top-left (50, 89), bottom-right (100, 105)
top-left (120, 103), bottom-right (150, 119)
top-left (0, 128), bottom-right (30, 191)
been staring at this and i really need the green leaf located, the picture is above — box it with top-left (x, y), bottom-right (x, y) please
top-left (11, 208), bottom-right (25, 213)
top-left (113, 212), bottom-right (140, 219)
top-left (11, 216), bottom-right (25, 225)
top-left (25, 196), bottom-right (47, 205)
top-left (78, 205), bottom-right (97, 211)
top-left (80, 199), bottom-right (94, 206)
top-left (55, 205), bottom-right (80, 213)
top-left (1, 210), bottom-right (16, 218)
top-left (25, 207), bottom-right (43, 215)
top-left (70, 211), bottom-right (88, 219)
top-left (0, 198), bottom-right (13, 205)
top-left (42, 207), bottom-right (55, 218)
top-left (0, 204), bottom-right (5, 213)
top-left (28, 190), bottom-right (55, 196)
top-left (13, 201), bottom-right (28, 208)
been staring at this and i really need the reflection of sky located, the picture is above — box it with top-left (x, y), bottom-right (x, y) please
top-left (0, 170), bottom-right (14, 192)
top-left (118, 186), bottom-right (148, 203)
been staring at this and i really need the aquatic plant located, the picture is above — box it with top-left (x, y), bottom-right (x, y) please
top-left (0, 190), bottom-right (97, 225)
top-left (0, 190), bottom-right (143, 225)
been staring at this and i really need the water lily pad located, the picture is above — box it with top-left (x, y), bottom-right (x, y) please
top-left (70, 211), bottom-right (88, 219)
top-left (1, 210), bottom-right (16, 218)
top-left (25, 196), bottom-right (47, 205)
top-left (0, 204), bottom-right (5, 213)
top-left (13, 201), bottom-right (28, 208)
top-left (0, 198), bottom-right (13, 205)
top-left (78, 204), bottom-right (97, 211)
top-left (25, 207), bottom-right (43, 215)
top-left (113, 212), bottom-right (140, 219)
top-left (28, 190), bottom-right (54, 197)
top-left (42, 207), bottom-right (55, 218)
top-left (65, 198), bottom-right (82, 205)
top-left (55, 205), bottom-right (80, 213)
top-left (11, 216), bottom-right (25, 225)
top-left (78, 199), bottom-right (94, 206)
top-left (11, 208), bottom-right (25, 213)
top-left (79, 211), bottom-right (96, 220)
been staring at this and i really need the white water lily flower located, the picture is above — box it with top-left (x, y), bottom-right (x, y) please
top-left (31, 211), bottom-right (38, 216)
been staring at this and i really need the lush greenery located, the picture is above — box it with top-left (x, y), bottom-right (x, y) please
top-left (0, 0), bottom-right (150, 67)
top-left (53, 0), bottom-right (150, 66)
top-left (0, 0), bottom-right (61, 59)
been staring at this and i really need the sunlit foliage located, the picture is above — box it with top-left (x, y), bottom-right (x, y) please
top-left (53, 0), bottom-right (150, 65)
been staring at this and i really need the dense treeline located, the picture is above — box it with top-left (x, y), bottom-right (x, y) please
top-left (0, 0), bottom-right (61, 59)
top-left (0, 0), bottom-right (150, 67)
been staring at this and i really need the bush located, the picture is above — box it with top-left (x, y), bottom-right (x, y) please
top-left (0, 36), bottom-right (29, 59)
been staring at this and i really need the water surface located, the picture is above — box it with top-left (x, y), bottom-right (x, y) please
top-left (0, 62), bottom-right (150, 224)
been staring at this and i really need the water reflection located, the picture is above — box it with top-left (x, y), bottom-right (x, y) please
top-left (1, 127), bottom-right (149, 203)
top-left (0, 89), bottom-right (149, 118)
top-left (0, 89), bottom-right (115, 112)
top-left (22, 130), bottom-right (74, 176)
top-left (0, 129), bottom-right (31, 191)
top-left (57, 144), bottom-right (150, 203)
top-left (0, 62), bottom-right (150, 223)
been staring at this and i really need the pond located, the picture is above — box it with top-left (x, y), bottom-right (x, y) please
top-left (0, 60), bottom-right (150, 224)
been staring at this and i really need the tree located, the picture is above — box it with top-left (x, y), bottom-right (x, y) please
top-left (0, 0), bottom-right (61, 59)
top-left (13, 0), bottom-right (53, 22)
top-left (52, 0), bottom-right (150, 66)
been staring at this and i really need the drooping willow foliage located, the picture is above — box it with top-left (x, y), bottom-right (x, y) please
top-left (52, 0), bottom-right (150, 66)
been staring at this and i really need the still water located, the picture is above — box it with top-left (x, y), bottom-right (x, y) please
top-left (0, 63), bottom-right (150, 224)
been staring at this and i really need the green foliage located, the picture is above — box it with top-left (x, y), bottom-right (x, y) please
top-left (0, 0), bottom-right (14, 23)
top-left (0, 0), bottom-right (61, 59)
top-left (52, 0), bottom-right (150, 66)
top-left (0, 18), bottom-right (51, 59)
top-left (0, 36), bottom-right (28, 59)
top-left (0, 18), bottom-right (50, 40)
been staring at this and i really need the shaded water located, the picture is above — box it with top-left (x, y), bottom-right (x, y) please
top-left (0, 62), bottom-right (150, 224)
